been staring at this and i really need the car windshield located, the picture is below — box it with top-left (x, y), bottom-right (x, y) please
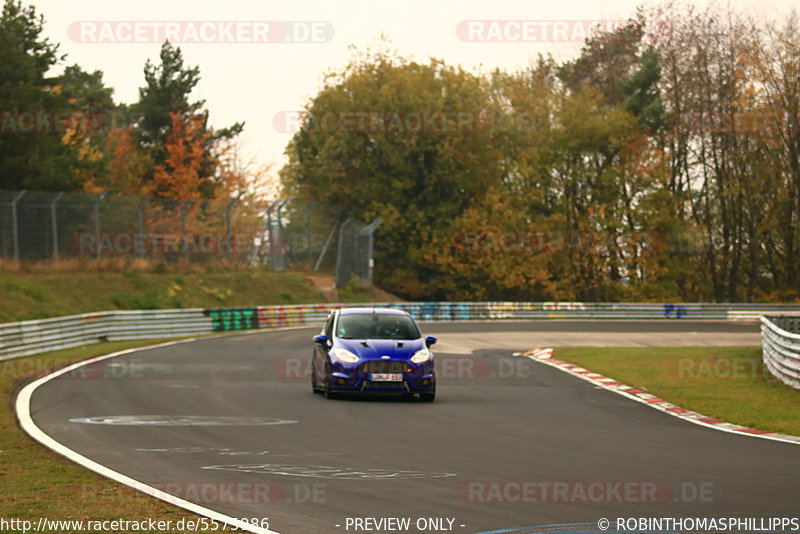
top-left (335, 313), bottom-right (421, 340)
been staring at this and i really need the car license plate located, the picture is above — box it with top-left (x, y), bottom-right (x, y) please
top-left (371, 373), bottom-right (403, 381)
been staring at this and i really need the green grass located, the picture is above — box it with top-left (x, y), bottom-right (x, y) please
top-left (556, 346), bottom-right (800, 436)
top-left (0, 263), bottom-right (325, 323)
top-left (1, 340), bottom-right (238, 533)
top-left (337, 276), bottom-right (395, 303)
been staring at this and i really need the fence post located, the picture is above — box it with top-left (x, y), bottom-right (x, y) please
top-left (250, 200), bottom-right (280, 266)
top-left (50, 192), bottom-right (65, 260)
top-left (93, 192), bottom-right (106, 260)
top-left (137, 198), bottom-right (147, 260)
top-left (359, 217), bottom-right (382, 285)
top-left (180, 200), bottom-right (192, 257)
top-left (225, 197), bottom-right (237, 260)
top-left (335, 218), bottom-right (354, 288)
top-left (11, 190), bottom-right (26, 262)
top-left (314, 215), bottom-right (340, 271)
top-left (272, 199), bottom-right (288, 270)
top-left (307, 201), bottom-right (318, 269)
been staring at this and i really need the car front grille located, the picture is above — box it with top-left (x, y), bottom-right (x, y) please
top-left (360, 360), bottom-right (410, 374)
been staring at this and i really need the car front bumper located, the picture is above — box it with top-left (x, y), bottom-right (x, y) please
top-left (329, 359), bottom-right (435, 393)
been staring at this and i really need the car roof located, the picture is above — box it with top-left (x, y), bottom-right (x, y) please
top-left (338, 307), bottom-right (410, 317)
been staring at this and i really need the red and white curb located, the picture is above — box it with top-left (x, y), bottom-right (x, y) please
top-left (514, 348), bottom-right (800, 446)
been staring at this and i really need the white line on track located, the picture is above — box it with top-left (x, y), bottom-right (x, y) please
top-left (13, 333), bottom-right (307, 534)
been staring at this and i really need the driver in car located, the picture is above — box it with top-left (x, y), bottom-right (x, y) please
top-left (383, 318), bottom-right (405, 338)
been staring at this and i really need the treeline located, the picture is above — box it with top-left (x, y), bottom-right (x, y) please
top-left (281, 3), bottom-right (800, 302)
top-left (0, 0), bottom-right (248, 199)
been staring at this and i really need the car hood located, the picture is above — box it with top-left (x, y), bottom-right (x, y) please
top-left (336, 338), bottom-right (425, 360)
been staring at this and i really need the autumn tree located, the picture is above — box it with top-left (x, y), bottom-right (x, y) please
top-left (281, 43), bottom-right (502, 298)
top-left (77, 125), bottom-right (151, 196)
top-left (0, 0), bottom-right (74, 190)
top-left (134, 41), bottom-right (243, 198)
top-left (151, 111), bottom-right (210, 199)
top-left (58, 65), bottom-right (117, 191)
top-left (644, 1), bottom-right (800, 301)
top-left (282, 8), bottom-right (799, 302)
top-left (750, 11), bottom-right (800, 298)
top-left (548, 19), bottom-right (674, 299)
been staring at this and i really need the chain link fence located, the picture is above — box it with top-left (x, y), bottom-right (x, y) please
top-left (335, 217), bottom-right (382, 288)
top-left (0, 190), bottom-right (263, 262)
top-left (273, 200), bottom-right (342, 272)
top-left (0, 190), bottom-right (379, 287)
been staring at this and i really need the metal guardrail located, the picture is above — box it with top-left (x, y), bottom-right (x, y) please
top-left (766, 315), bottom-right (800, 334)
top-left (761, 316), bottom-right (800, 389)
top-left (2, 302), bottom-right (799, 362)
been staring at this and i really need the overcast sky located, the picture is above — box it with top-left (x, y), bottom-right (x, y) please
top-left (28, 0), bottom-right (796, 191)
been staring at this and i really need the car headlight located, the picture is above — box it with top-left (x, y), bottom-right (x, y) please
top-left (332, 347), bottom-right (360, 363)
top-left (410, 347), bottom-right (431, 363)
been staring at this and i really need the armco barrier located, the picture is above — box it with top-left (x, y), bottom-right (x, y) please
top-left (2, 302), bottom-right (799, 362)
top-left (761, 316), bottom-right (800, 389)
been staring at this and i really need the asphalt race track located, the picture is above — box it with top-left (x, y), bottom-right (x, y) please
top-left (23, 321), bottom-right (800, 534)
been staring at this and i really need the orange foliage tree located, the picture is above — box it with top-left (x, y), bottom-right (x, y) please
top-left (82, 125), bottom-right (153, 196)
top-left (150, 112), bottom-right (212, 199)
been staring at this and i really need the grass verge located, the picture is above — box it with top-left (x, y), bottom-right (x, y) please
top-left (1, 339), bottom-right (238, 533)
top-left (336, 276), bottom-right (402, 303)
top-left (557, 346), bottom-right (800, 436)
top-left (0, 261), bottom-right (325, 323)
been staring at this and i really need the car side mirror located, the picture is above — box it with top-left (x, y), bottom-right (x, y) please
top-left (313, 334), bottom-right (328, 344)
top-left (425, 336), bottom-right (437, 348)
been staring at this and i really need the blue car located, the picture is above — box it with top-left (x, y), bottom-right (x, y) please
top-left (311, 308), bottom-right (437, 401)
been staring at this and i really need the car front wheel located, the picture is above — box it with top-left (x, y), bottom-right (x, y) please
top-left (311, 363), bottom-right (321, 394)
top-left (323, 361), bottom-right (336, 399)
top-left (419, 383), bottom-right (435, 402)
